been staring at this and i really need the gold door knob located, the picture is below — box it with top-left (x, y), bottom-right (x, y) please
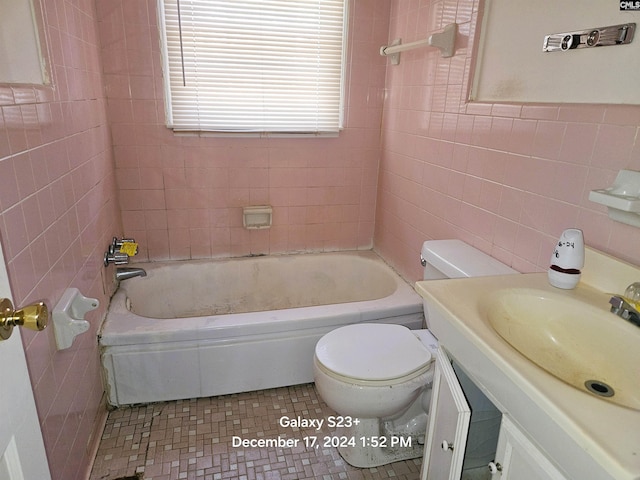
top-left (0, 298), bottom-right (49, 340)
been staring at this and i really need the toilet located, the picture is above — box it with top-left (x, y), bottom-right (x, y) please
top-left (313, 240), bottom-right (517, 468)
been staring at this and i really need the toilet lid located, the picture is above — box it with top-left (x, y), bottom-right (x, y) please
top-left (315, 324), bottom-right (432, 381)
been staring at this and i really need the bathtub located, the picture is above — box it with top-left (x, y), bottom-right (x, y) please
top-left (99, 250), bottom-right (424, 406)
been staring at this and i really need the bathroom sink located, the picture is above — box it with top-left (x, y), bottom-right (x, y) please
top-left (417, 249), bottom-right (640, 480)
top-left (482, 288), bottom-right (640, 411)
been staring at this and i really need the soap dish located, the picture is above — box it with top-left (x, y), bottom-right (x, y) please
top-left (243, 205), bottom-right (272, 230)
top-left (589, 169), bottom-right (640, 227)
top-left (52, 288), bottom-right (99, 350)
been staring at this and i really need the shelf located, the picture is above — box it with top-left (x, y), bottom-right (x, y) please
top-left (589, 170), bottom-right (640, 228)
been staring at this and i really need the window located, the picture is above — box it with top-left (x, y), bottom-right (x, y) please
top-left (158, 0), bottom-right (348, 134)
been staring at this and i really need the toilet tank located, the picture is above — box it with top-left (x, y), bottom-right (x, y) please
top-left (421, 240), bottom-right (517, 280)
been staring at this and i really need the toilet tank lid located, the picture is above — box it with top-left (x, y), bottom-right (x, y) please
top-left (421, 240), bottom-right (517, 278)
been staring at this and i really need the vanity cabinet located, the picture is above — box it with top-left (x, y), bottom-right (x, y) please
top-left (493, 416), bottom-right (566, 480)
top-left (422, 348), bottom-right (568, 480)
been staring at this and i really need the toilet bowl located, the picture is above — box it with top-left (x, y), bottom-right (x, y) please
top-left (313, 239), bottom-right (518, 469)
top-left (313, 323), bottom-right (438, 467)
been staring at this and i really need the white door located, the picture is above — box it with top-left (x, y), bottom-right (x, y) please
top-left (421, 347), bottom-right (471, 480)
top-left (0, 241), bottom-right (51, 479)
top-left (492, 416), bottom-right (567, 480)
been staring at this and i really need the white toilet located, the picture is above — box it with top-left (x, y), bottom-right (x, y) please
top-left (313, 240), bottom-right (517, 468)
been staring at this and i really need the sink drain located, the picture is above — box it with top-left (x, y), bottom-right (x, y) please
top-left (584, 380), bottom-right (614, 398)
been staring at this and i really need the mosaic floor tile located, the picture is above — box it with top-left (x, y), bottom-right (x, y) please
top-left (90, 384), bottom-right (422, 480)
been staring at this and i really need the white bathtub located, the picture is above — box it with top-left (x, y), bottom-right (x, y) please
top-left (99, 251), bottom-right (424, 406)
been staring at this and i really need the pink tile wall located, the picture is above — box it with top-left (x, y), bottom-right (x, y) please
top-left (0, 0), bottom-right (121, 478)
top-left (375, 0), bottom-right (640, 281)
top-left (96, 0), bottom-right (391, 261)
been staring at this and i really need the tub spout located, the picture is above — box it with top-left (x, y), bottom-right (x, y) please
top-left (115, 267), bottom-right (147, 281)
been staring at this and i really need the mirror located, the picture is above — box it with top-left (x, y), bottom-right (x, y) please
top-left (470, 0), bottom-right (640, 104)
top-left (0, 0), bottom-right (47, 84)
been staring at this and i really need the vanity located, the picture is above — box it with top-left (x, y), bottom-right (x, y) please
top-left (415, 248), bottom-right (640, 479)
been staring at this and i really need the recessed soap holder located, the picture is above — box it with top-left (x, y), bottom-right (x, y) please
top-left (243, 205), bottom-right (272, 230)
top-left (52, 288), bottom-right (99, 350)
top-left (589, 169), bottom-right (640, 227)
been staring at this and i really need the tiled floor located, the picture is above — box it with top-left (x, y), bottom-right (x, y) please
top-left (90, 383), bottom-right (422, 480)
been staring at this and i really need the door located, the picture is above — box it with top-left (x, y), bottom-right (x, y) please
top-left (492, 416), bottom-right (567, 480)
top-left (421, 347), bottom-right (471, 480)
top-left (0, 241), bottom-right (51, 479)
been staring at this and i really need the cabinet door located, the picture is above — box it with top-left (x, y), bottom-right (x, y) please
top-left (492, 416), bottom-right (567, 480)
top-left (421, 348), bottom-right (471, 480)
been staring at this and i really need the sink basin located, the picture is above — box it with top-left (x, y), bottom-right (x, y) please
top-left (483, 288), bottom-right (640, 410)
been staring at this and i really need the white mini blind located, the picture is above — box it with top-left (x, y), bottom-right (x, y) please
top-left (159, 0), bottom-right (348, 133)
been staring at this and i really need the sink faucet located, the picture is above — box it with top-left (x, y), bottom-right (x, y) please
top-left (609, 282), bottom-right (640, 327)
top-left (115, 267), bottom-right (147, 281)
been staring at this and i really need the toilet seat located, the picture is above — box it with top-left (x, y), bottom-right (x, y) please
top-left (314, 324), bottom-right (432, 382)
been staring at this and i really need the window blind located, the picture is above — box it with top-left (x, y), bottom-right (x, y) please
top-left (159, 0), bottom-right (348, 133)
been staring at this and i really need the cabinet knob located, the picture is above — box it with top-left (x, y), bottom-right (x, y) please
top-left (441, 440), bottom-right (454, 451)
top-left (488, 461), bottom-right (503, 474)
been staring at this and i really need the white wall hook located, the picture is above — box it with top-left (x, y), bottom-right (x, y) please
top-left (52, 288), bottom-right (99, 350)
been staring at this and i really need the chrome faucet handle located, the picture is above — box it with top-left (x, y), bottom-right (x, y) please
top-left (609, 295), bottom-right (640, 327)
top-left (111, 236), bottom-right (136, 249)
top-left (609, 296), bottom-right (626, 314)
top-left (104, 251), bottom-right (129, 267)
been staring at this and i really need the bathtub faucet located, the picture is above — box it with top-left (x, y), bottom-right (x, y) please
top-left (115, 267), bottom-right (147, 281)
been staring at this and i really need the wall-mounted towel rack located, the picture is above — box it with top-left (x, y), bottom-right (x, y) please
top-left (380, 23), bottom-right (457, 64)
